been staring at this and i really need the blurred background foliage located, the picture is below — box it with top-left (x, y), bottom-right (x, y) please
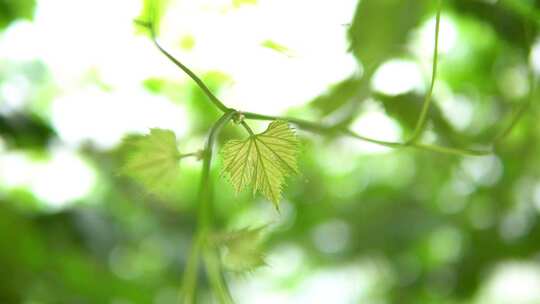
top-left (0, 0), bottom-right (540, 303)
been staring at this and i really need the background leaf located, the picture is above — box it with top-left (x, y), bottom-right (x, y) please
top-left (119, 129), bottom-right (181, 194)
top-left (212, 226), bottom-right (267, 273)
top-left (0, 0), bottom-right (35, 31)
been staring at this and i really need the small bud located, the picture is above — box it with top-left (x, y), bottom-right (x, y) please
top-left (195, 149), bottom-right (205, 161)
top-left (233, 112), bottom-right (245, 124)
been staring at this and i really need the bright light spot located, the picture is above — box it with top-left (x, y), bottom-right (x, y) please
top-left (498, 179), bottom-right (536, 241)
top-left (311, 219), bottom-right (350, 254)
top-left (109, 246), bottom-right (137, 281)
top-left (461, 155), bottom-right (503, 187)
top-left (371, 59), bottom-right (424, 96)
top-left (51, 87), bottom-right (188, 149)
top-left (0, 21), bottom-right (37, 61)
top-left (437, 93), bottom-right (474, 131)
top-left (265, 244), bottom-right (305, 278)
top-left (0, 149), bottom-right (96, 210)
top-left (414, 15), bottom-right (458, 57)
top-left (499, 211), bottom-right (531, 242)
top-left (0, 0), bottom-right (167, 87)
top-left (31, 149), bottom-right (96, 209)
top-left (230, 199), bottom-right (296, 234)
top-left (350, 100), bottom-right (402, 153)
top-left (477, 262), bottom-right (540, 304)
top-left (231, 258), bottom-right (392, 304)
top-left (314, 139), bottom-right (358, 175)
top-left (533, 183), bottom-right (540, 213)
top-left (63, 0), bottom-right (161, 85)
top-left (437, 182), bottom-right (468, 214)
top-left (452, 170), bottom-right (476, 196)
top-left (0, 75), bottom-right (30, 114)
top-left (428, 226), bottom-right (463, 264)
top-left (531, 38), bottom-right (540, 75)
top-left (0, 153), bottom-right (32, 188)
top-left (497, 65), bottom-right (530, 100)
top-left (295, 264), bottom-right (372, 303)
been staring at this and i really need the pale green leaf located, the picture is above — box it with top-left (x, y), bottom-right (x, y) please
top-left (222, 120), bottom-right (299, 209)
top-left (119, 128), bottom-right (180, 194)
top-left (212, 227), bottom-right (267, 273)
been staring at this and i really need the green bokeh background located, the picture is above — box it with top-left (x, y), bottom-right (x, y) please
top-left (1, 0), bottom-right (540, 303)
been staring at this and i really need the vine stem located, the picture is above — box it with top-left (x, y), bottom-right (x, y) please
top-left (139, 19), bottom-right (230, 113)
top-left (493, 19), bottom-right (537, 146)
top-left (204, 248), bottom-right (234, 304)
top-left (406, 0), bottom-right (442, 144)
top-left (179, 152), bottom-right (200, 159)
top-left (179, 235), bottom-right (201, 303)
top-left (180, 111), bottom-right (236, 303)
top-left (240, 120), bottom-right (255, 136)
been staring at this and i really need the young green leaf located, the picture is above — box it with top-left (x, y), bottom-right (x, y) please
top-left (212, 227), bottom-right (267, 273)
top-left (119, 128), bottom-right (180, 194)
top-left (222, 120), bottom-right (299, 209)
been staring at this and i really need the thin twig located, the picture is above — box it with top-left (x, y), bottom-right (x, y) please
top-left (136, 20), bottom-right (230, 113)
top-left (493, 18), bottom-right (537, 145)
top-left (406, 0), bottom-right (442, 144)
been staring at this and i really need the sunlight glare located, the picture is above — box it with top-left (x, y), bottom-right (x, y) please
top-left (350, 100), bottom-right (402, 153)
top-left (161, 0), bottom-right (358, 114)
top-left (531, 38), bottom-right (540, 75)
top-left (477, 262), bottom-right (540, 304)
top-left (371, 59), bottom-right (424, 96)
top-left (51, 87), bottom-right (188, 149)
top-left (0, 148), bottom-right (96, 210)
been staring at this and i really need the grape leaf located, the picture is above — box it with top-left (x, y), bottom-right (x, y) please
top-left (212, 227), bottom-right (266, 273)
top-left (222, 120), bottom-right (299, 209)
top-left (119, 129), bottom-right (180, 194)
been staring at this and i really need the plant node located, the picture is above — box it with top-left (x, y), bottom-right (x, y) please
top-left (196, 149), bottom-right (205, 161)
top-left (233, 112), bottom-right (245, 124)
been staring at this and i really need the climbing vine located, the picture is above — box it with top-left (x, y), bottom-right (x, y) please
top-left (120, 0), bottom-right (535, 302)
